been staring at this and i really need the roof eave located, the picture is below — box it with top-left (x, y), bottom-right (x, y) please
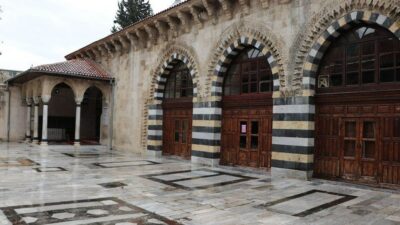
top-left (7, 69), bottom-right (113, 85)
top-left (65, 0), bottom-right (193, 60)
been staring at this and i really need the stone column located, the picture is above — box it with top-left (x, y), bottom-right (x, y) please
top-left (32, 97), bottom-right (40, 144)
top-left (40, 95), bottom-right (51, 146)
top-left (25, 98), bottom-right (32, 142)
top-left (74, 98), bottom-right (83, 147)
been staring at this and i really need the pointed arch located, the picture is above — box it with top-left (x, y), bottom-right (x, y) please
top-left (145, 44), bottom-right (200, 153)
top-left (272, 1), bottom-right (400, 179)
top-left (206, 21), bottom-right (286, 98)
top-left (46, 80), bottom-right (77, 100)
top-left (293, 0), bottom-right (400, 95)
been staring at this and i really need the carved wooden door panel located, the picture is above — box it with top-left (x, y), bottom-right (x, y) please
top-left (221, 108), bottom-right (271, 168)
top-left (260, 115), bottom-right (272, 168)
top-left (162, 108), bottom-right (192, 159)
top-left (237, 119), bottom-right (250, 167)
top-left (341, 118), bottom-right (378, 183)
top-left (341, 119), bottom-right (359, 180)
top-left (316, 102), bottom-right (400, 187)
top-left (162, 113), bottom-right (174, 156)
top-left (359, 119), bottom-right (378, 182)
top-left (380, 116), bottom-right (400, 185)
top-left (179, 118), bottom-right (192, 158)
top-left (221, 111), bottom-right (238, 165)
top-left (315, 114), bottom-right (341, 178)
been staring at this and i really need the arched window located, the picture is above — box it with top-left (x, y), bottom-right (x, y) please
top-left (164, 62), bottom-right (193, 99)
top-left (318, 25), bottom-right (400, 89)
top-left (223, 47), bottom-right (272, 96)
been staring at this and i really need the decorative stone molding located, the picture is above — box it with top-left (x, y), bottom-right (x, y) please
top-left (190, 6), bottom-right (204, 29)
top-left (218, 0), bottom-right (233, 19)
top-left (148, 44), bottom-right (201, 103)
top-left (205, 21), bottom-right (286, 98)
top-left (177, 11), bottom-right (191, 33)
top-left (118, 36), bottom-right (131, 54)
top-left (292, 0), bottom-right (400, 96)
top-left (143, 44), bottom-right (200, 149)
top-left (65, 0), bottom-right (296, 61)
top-left (259, 0), bottom-right (292, 8)
top-left (238, 0), bottom-right (250, 15)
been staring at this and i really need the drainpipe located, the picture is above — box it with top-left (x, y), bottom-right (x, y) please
top-left (108, 79), bottom-right (115, 150)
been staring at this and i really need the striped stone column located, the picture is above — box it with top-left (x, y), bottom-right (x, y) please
top-left (270, 10), bottom-right (400, 180)
top-left (147, 103), bottom-right (163, 157)
top-left (191, 99), bottom-right (221, 166)
top-left (271, 96), bottom-right (314, 180)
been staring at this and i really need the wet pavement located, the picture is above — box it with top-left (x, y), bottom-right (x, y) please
top-left (0, 143), bottom-right (399, 225)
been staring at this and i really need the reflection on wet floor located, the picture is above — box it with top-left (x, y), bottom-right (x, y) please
top-left (0, 157), bottom-right (39, 167)
top-left (0, 143), bottom-right (399, 225)
top-left (142, 169), bottom-right (256, 190)
top-left (1, 198), bottom-right (180, 225)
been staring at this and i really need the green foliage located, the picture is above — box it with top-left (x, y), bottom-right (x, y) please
top-left (111, 0), bottom-right (153, 33)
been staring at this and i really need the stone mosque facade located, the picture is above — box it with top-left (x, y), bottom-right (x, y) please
top-left (2, 0), bottom-right (400, 186)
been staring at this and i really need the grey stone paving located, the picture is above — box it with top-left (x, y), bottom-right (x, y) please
top-left (0, 143), bottom-right (399, 225)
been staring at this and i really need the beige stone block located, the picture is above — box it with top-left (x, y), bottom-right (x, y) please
top-left (272, 152), bottom-right (314, 163)
top-left (273, 121), bottom-right (314, 130)
top-left (192, 120), bottom-right (221, 127)
top-left (191, 144), bottom-right (220, 153)
top-left (389, 21), bottom-right (400, 34)
top-left (147, 140), bottom-right (162, 147)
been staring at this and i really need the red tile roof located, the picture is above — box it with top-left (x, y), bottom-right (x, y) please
top-left (30, 59), bottom-right (111, 80)
top-left (7, 59), bottom-right (112, 84)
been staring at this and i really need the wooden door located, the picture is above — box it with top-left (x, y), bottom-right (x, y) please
top-left (380, 116), bottom-right (400, 186)
top-left (315, 101), bottom-right (400, 187)
top-left (341, 118), bottom-right (378, 183)
top-left (238, 120), bottom-right (259, 167)
top-left (221, 108), bottom-right (271, 168)
top-left (176, 118), bottom-right (191, 158)
top-left (342, 119), bottom-right (359, 180)
top-left (221, 113), bottom-right (238, 165)
top-left (163, 107), bottom-right (192, 159)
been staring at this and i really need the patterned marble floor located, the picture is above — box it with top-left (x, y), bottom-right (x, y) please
top-left (0, 143), bottom-right (399, 225)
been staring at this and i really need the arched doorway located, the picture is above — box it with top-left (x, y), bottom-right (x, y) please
top-left (46, 83), bottom-right (76, 143)
top-left (80, 86), bottom-right (103, 144)
top-left (314, 24), bottom-right (400, 186)
top-left (220, 46), bottom-right (273, 168)
top-left (162, 61), bottom-right (193, 159)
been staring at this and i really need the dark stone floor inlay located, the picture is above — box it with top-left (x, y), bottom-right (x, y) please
top-left (0, 197), bottom-right (180, 225)
top-left (92, 160), bottom-right (161, 168)
top-left (63, 153), bottom-right (116, 158)
top-left (141, 169), bottom-right (256, 190)
top-left (35, 167), bottom-right (67, 172)
top-left (255, 189), bottom-right (357, 217)
top-left (98, 182), bottom-right (127, 189)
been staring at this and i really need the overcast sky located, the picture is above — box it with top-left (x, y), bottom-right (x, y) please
top-left (0, 0), bottom-right (175, 71)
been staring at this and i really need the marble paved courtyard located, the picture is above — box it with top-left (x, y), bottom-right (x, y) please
top-left (0, 143), bottom-right (399, 225)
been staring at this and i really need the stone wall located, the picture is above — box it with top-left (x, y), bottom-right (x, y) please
top-left (73, 0), bottom-right (399, 178)
top-left (0, 86), bottom-right (26, 142)
top-left (93, 0), bottom-right (328, 153)
top-left (6, 0), bottom-right (397, 178)
top-left (0, 69), bottom-right (24, 142)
